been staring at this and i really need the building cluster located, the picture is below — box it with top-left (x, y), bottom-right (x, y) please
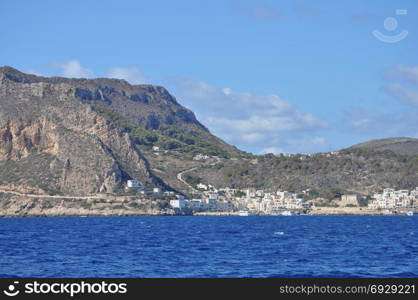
top-left (235, 188), bottom-right (312, 213)
top-left (340, 194), bottom-right (360, 206)
top-left (169, 189), bottom-right (234, 212)
top-left (193, 153), bottom-right (211, 161)
top-left (368, 188), bottom-right (418, 209)
top-left (169, 186), bottom-right (312, 214)
top-left (126, 179), bottom-right (418, 213)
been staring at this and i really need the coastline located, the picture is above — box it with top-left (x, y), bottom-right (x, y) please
top-left (0, 194), bottom-right (415, 218)
top-left (1, 208), bottom-right (415, 218)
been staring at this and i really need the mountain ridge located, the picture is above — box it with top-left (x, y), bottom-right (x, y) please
top-left (0, 66), bottom-right (417, 200)
top-left (350, 137), bottom-right (418, 156)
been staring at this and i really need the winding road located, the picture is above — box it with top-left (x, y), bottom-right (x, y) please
top-left (176, 156), bottom-right (222, 193)
top-left (177, 166), bottom-right (200, 193)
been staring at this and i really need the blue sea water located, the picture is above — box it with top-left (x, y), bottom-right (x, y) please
top-left (0, 216), bottom-right (417, 278)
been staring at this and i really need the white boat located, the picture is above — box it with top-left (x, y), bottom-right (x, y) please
top-left (238, 210), bottom-right (252, 216)
top-left (406, 211), bottom-right (414, 216)
top-left (281, 210), bottom-right (293, 216)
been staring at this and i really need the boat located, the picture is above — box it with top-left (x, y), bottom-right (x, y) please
top-left (406, 211), bottom-right (414, 216)
top-left (281, 210), bottom-right (293, 216)
top-left (238, 210), bottom-right (252, 216)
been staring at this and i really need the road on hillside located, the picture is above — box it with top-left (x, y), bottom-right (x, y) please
top-left (176, 156), bottom-right (222, 193)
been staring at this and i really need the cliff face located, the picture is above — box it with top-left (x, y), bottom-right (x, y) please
top-left (3, 66), bottom-right (415, 201)
top-left (0, 67), bottom-right (182, 195)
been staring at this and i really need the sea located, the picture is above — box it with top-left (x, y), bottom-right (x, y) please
top-left (0, 216), bottom-right (417, 278)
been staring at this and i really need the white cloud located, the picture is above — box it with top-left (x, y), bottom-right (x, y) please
top-left (58, 60), bottom-right (92, 78)
top-left (261, 137), bottom-right (327, 154)
top-left (382, 83), bottom-right (418, 106)
top-left (382, 64), bottom-right (418, 106)
top-left (107, 66), bottom-right (147, 84)
top-left (260, 147), bottom-right (284, 155)
top-left (222, 87), bottom-right (232, 95)
top-left (166, 76), bottom-right (328, 153)
top-left (345, 108), bottom-right (418, 137)
top-left (310, 136), bottom-right (325, 144)
top-left (26, 69), bottom-right (42, 76)
top-left (383, 64), bottom-right (418, 85)
top-left (285, 137), bottom-right (326, 153)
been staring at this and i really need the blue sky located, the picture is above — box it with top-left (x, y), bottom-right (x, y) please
top-left (1, 0), bottom-right (418, 154)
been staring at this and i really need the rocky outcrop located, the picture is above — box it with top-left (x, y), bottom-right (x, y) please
top-left (0, 67), bottom-right (169, 195)
top-left (0, 194), bottom-right (176, 217)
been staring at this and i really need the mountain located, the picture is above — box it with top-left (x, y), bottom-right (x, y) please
top-left (0, 66), bottom-right (239, 196)
top-left (186, 143), bottom-right (418, 198)
top-left (350, 137), bottom-right (418, 156)
top-left (0, 66), bottom-right (417, 204)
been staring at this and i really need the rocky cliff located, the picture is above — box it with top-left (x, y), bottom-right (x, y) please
top-left (1, 66), bottom-right (416, 201)
top-left (0, 66), bottom-right (232, 195)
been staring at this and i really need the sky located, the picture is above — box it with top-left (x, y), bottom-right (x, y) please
top-left (1, 0), bottom-right (418, 154)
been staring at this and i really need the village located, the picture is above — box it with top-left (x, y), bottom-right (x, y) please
top-left (126, 179), bottom-right (418, 216)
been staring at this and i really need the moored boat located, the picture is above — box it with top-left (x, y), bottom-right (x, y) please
top-left (238, 210), bottom-right (252, 216)
top-left (281, 210), bottom-right (293, 216)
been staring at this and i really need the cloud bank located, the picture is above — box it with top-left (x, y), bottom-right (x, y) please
top-left (107, 66), bottom-right (147, 84)
top-left (166, 76), bottom-right (328, 153)
top-left (382, 64), bottom-right (418, 106)
top-left (34, 60), bottom-right (418, 154)
top-left (58, 60), bottom-right (93, 78)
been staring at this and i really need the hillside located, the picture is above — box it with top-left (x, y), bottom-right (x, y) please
top-left (351, 137), bottom-right (418, 156)
top-left (187, 147), bottom-right (418, 198)
top-left (0, 66), bottom-right (417, 202)
top-left (0, 66), bottom-right (240, 196)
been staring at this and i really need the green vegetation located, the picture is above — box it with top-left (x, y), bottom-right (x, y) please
top-left (80, 202), bottom-right (92, 209)
top-left (183, 173), bottom-right (202, 186)
top-left (93, 107), bottom-right (229, 157)
top-left (322, 188), bottom-right (347, 200)
top-left (301, 189), bottom-right (321, 200)
top-left (27, 199), bottom-right (38, 210)
top-left (358, 196), bottom-right (370, 207)
top-left (0, 155), bottom-right (62, 195)
top-left (222, 161), bottom-right (251, 181)
top-left (315, 202), bottom-right (339, 207)
top-left (112, 204), bottom-right (126, 210)
top-left (234, 190), bottom-right (246, 197)
top-left (192, 147), bottom-right (418, 199)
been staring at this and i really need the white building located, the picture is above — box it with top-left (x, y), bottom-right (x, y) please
top-left (127, 180), bottom-right (144, 189)
top-left (196, 183), bottom-right (208, 190)
top-left (170, 199), bottom-right (186, 209)
top-left (188, 199), bottom-right (206, 211)
top-left (193, 153), bottom-right (210, 161)
top-left (340, 194), bottom-right (359, 206)
top-left (369, 188), bottom-right (416, 209)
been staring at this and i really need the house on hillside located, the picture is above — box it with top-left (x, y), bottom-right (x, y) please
top-left (126, 180), bottom-right (144, 190)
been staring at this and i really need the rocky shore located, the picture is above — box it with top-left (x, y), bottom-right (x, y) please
top-left (0, 195), bottom-right (414, 217)
top-left (0, 195), bottom-right (176, 217)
